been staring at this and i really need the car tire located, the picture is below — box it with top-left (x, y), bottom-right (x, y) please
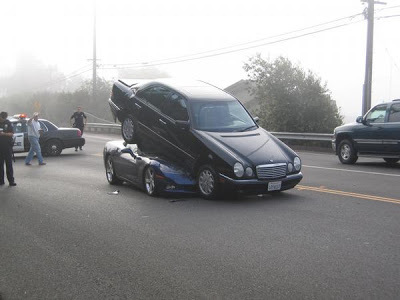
top-left (197, 165), bottom-right (219, 200)
top-left (383, 158), bottom-right (399, 165)
top-left (143, 166), bottom-right (158, 196)
top-left (44, 139), bottom-right (62, 156)
top-left (121, 114), bottom-right (137, 144)
top-left (105, 156), bottom-right (122, 185)
top-left (338, 139), bottom-right (358, 164)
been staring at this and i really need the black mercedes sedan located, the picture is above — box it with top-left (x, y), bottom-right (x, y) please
top-left (9, 114), bottom-right (85, 156)
top-left (108, 79), bottom-right (303, 199)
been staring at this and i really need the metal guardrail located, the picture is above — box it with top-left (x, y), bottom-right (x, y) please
top-left (86, 123), bottom-right (333, 142)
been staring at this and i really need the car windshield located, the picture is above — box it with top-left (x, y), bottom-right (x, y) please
top-left (190, 100), bottom-right (257, 132)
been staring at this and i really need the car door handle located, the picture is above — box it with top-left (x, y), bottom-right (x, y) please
top-left (135, 103), bottom-right (142, 109)
top-left (159, 119), bottom-right (167, 125)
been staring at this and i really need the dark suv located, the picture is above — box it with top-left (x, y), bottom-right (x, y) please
top-left (332, 99), bottom-right (400, 164)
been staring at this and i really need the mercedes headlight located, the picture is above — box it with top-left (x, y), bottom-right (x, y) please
top-left (234, 162), bottom-right (244, 177)
top-left (245, 167), bottom-right (253, 177)
top-left (294, 157), bottom-right (301, 171)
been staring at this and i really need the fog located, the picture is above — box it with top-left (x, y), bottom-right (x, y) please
top-left (1, 0), bottom-right (400, 123)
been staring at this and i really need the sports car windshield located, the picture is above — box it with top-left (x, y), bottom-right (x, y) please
top-left (190, 100), bottom-right (257, 132)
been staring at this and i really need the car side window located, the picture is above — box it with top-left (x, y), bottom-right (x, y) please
top-left (162, 93), bottom-right (189, 121)
top-left (39, 121), bottom-right (48, 132)
top-left (139, 86), bottom-right (170, 111)
top-left (13, 121), bottom-right (27, 133)
top-left (365, 104), bottom-right (387, 123)
top-left (388, 103), bottom-right (400, 123)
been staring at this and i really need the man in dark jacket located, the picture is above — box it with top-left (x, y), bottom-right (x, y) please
top-left (70, 106), bottom-right (87, 151)
top-left (0, 111), bottom-right (16, 186)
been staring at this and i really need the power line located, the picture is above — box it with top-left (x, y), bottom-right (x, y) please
top-left (101, 12), bottom-right (365, 69)
top-left (100, 18), bottom-right (365, 70)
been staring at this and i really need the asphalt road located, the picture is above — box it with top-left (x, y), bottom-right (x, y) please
top-left (1, 133), bottom-right (399, 300)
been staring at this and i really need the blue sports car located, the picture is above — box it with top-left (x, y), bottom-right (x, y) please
top-left (103, 140), bottom-right (196, 196)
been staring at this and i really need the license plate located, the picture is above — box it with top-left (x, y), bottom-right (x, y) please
top-left (268, 181), bottom-right (282, 191)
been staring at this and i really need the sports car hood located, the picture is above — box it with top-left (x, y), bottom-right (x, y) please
top-left (194, 128), bottom-right (294, 166)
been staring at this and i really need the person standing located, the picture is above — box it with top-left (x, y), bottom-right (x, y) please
top-left (70, 106), bottom-right (87, 151)
top-left (0, 111), bottom-right (16, 186)
top-left (25, 112), bottom-right (46, 166)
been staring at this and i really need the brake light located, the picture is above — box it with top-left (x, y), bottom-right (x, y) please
top-left (77, 129), bottom-right (82, 137)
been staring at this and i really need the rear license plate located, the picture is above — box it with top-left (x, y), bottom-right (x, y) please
top-left (268, 181), bottom-right (282, 191)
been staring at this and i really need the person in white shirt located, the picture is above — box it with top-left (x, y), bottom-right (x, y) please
top-left (25, 112), bottom-right (46, 166)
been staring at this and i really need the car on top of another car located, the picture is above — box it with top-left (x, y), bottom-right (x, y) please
top-left (332, 99), bottom-right (400, 164)
top-left (9, 114), bottom-right (85, 156)
top-left (107, 78), bottom-right (303, 199)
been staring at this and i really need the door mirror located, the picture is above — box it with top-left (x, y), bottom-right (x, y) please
top-left (175, 120), bottom-right (190, 130)
top-left (356, 116), bottom-right (364, 124)
top-left (253, 116), bottom-right (259, 123)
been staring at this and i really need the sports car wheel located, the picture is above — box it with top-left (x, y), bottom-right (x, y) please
top-left (197, 165), bottom-right (219, 200)
top-left (383, 158), bottom-right (399, 165)
top-left (45, 139), bottom-right (62, 156)
top-left (121, 115), bottom-right (137, 144)
top-left (144, 167), bottom-right (158, 196)
top-left (338, 139), bottom-right (358, 164)
top-left (106, 156), bottom-right (122, 184)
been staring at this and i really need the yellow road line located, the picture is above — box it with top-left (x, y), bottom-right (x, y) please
top-left (296, 185), bottom-right (400, 205)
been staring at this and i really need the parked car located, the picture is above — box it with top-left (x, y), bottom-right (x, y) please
top-left (104, 140), bottom-right (196, 196)
top-left (108, 78), bottom-right (303, 199)
top-left (332, 99), bottom-right (400, 164)
top-left (9, 114), bottom-right (85, 156)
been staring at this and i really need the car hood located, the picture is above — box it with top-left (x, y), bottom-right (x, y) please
top-left (194, 128), bottom-right (293, 166)
top-left (334, 122), bottom-right (365, 133)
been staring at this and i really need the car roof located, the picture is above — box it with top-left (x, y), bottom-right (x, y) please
top-left (119, 78), bottom-right (237, 102)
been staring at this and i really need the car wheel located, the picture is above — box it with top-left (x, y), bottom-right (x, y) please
top-left (143, 166), bottom-right (158, 196)
top-left (105, 156), bottom-right (122, 184)
top-left (121, 114), bottom-right (137, 144)
top-left (45, 139), bottom-right (62, 156)
top-left (383, 158), bottom-right (399, 165)
top-left (197, 165), bottom-right (219, 200)
top-left (338, 139), bottom-right (358, 164)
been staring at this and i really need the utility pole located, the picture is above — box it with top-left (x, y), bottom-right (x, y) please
top-left (361, 0), bottom-right (386, 115)
top-left (92, 0), bottom-right (97, 103)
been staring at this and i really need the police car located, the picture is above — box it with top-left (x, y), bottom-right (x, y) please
top-left (10, 114), bottom-right (85, 156)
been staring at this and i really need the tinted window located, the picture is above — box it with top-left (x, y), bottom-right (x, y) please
top-left (139, 86), bottom-right (170, 110)
top-left (365, 104), bottom-right (387, 123)
top-left (190, 100), bottom-right (257, 132)
top-left (162, 93), bottom-right (189, 121)
top-left (388, 103), bottom-right (400, 123)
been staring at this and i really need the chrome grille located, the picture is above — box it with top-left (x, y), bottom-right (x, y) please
top-left (256, 163), bottom-right (287, 179)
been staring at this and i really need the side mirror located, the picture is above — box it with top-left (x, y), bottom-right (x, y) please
top-left (121, 147), bottom-right (136, 158)
top-left (253, 116), bottom-right (259, 123)
top-left (175, 120), bottom-right (190, 130)
top-left (356, 116), bottom-right (364, 124)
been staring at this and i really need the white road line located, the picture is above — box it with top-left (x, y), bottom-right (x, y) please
top-left (303, 165), bottom-right (400, 177)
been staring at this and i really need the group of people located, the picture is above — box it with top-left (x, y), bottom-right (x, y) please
top-left (0, 107), bottom-right (87, 187)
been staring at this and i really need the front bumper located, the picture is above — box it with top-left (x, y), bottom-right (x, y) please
top-left (219, 172), bottom-right (303, 194)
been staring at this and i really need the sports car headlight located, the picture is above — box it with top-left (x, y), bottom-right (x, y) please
top-left (294, 157), bottom-right (301, 171)
top-left (234, 162), bottom-right (244, 177)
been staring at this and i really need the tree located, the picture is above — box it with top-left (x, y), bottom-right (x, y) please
top-left (243, 54), bottom-right (343, 133)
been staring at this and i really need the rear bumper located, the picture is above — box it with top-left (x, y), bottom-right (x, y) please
top-left (219, 172), bottom-right (303, 194)
top-left (63, 137), bottom-right (85, 149)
